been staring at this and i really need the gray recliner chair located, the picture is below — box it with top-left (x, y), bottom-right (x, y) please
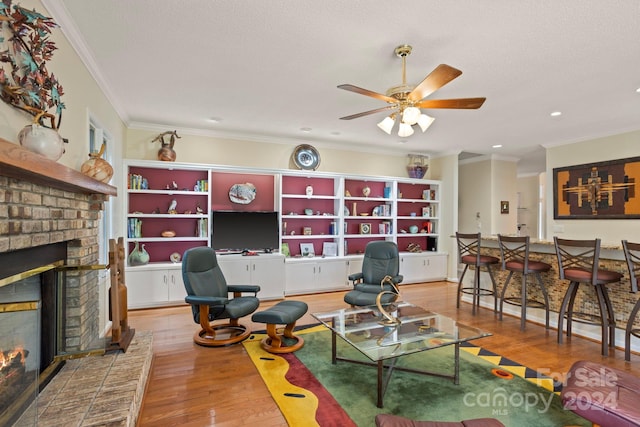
top-left (182, 246), bottom-right (260, 346)
top-left (344, 241), bottom-right (403, 306)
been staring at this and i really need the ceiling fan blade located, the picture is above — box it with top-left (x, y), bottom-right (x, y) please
top-left (338, 84), bottom-right (398, 103)
top-left (339, 105), bottom-right (396, 120)
top-left (415, 97), bottom-right (486, 109)
top-left (407, 64), bottom-right (462, 102)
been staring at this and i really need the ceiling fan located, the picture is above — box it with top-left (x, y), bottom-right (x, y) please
top-left (338, 44), bottom-right (486, 137)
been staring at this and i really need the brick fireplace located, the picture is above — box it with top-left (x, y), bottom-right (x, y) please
top-left (0, 137), bottom-right (118, 424)
top-left (0, 137), bottom-right (116, 352)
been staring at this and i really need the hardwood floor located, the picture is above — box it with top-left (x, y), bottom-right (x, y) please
top-left (130, 281), bottom-right (640, 426)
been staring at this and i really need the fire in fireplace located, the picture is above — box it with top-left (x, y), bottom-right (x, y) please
top-left (0, 346), bottom-right (31, 412)
top-left (0, 242), bottom-right (66, 425)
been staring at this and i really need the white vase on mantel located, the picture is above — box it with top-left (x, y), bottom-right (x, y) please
top-left (18, 123), bottom-right (65, 161)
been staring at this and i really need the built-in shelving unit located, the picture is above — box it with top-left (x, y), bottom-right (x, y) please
top-left (123, 159), bottom-right (447, 307)
top-left (126, 163), bottom-right (211, 263)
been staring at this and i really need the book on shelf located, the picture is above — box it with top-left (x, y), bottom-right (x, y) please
top-left (195, 179), bottom-right (208, 192)
top-left (128, 218), bottom-right (142, 238)
top-left (128, 174), bottom-right (148, 190)
top-left (379, 221), bottom-right (392, 235)
top-left (281, 243), bottom-right (290, 257)
top-left (196, 218), bottom-right (208, 237)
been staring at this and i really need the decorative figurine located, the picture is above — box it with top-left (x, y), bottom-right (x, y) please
top-left (81, 142), bottom-right (113, 183)
top-left (306, 185), bottom-right (313, 197)
top-left (168, 199), bottom-right (177, 214)
top-left (152, 130), bottom-right (180, 162)
top-left (362, 186), bottom-right (371, 197)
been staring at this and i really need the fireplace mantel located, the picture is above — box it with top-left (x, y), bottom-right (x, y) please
top-left (0, 138), bottom-right (117, 196)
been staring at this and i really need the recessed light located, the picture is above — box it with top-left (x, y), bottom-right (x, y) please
top-left (636, 87), bottom-right (640, 93)
top-left (398, 140), bottom-right (408, 144)
top-left (330, 131), bottom-right (341, 136)
top-left (492, 144), bottom-right (502, 148)
top-left (550, 111), bottom-right (562, 117)
top-left (300, 127), bottom-right (312, 133)
top-left (208, 117), bottom-right (222, 123)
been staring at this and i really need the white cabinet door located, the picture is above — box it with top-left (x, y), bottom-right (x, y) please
top-left (217, 258), bottom-right (252, 284)
top-left (167, 267), bottom-right (187, 303)
top-left (400, 254), bottom-right (427, 284)
top-left (284, 260), bottom-right (318, 294)
top-left (126, 268), bottom-right (169, 308)
top-left (315, 259), bottom-right (348, 290)
top-left (217, 255), bottom-right (285, 300)
top-left (346, 258), bottom-right (363, 279)
top-left (285, 258), bottom-right (349, 295)
top-left (422, 253), bottom-right (447, 281)
top-left (250, 256), bottom-right (285, 300)
top-left (400, 253), bottom-right (448, 283)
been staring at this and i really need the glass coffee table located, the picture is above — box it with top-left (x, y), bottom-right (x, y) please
top-left (312, 301), bottom-right (491, 407)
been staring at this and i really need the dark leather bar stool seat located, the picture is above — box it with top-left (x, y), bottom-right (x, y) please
top-left (455, 232), bottom-right (499, 314)
top-left (497, 234), bottom-right (551, 330)
top-left (554, 237), bottom-right (622, 356)
top-left (622, 240), bottom-right (640, 361)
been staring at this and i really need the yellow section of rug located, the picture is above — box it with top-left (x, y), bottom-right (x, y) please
top-left (243, 325), bottom-right (326, 427)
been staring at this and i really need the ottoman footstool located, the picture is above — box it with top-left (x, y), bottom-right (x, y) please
top-left (252, 300), bottom-right (308, 353)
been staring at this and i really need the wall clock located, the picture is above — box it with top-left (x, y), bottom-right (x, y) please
top-left (292, 144), bottom-right (320, 170)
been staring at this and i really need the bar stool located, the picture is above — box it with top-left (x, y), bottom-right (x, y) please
top-left (497, 235), bottom-right (551, 330)
top-left (622, 240), bottom-right (640, 361)
top-left (455, 232), bottom-right (499, 314)
top-left (554, 237), bottom-right (622, 356)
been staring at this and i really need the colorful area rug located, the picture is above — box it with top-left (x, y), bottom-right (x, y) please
top-left (243, 326), bottom-right (589, 427)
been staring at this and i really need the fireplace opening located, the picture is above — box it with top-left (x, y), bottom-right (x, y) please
top-left (0, 242), bottom-right (68, 426)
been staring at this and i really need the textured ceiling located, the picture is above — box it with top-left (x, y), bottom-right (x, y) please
top-left (45, 0), bottom-right (640, 174)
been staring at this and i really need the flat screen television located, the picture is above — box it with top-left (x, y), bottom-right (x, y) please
top-left (211, 211), bottom-right (279, 252)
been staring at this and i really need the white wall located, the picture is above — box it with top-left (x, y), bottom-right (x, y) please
top-left (491, 158), bottom-right (518, 235)
top-left (458, 157), bottom-right (492, 234)
top-left (545, 129), bottom-right (640, 245)
top-left (516, 174), bottom-right (541, 238)
top-left (430, 153), bottom-right (459, 280)
top-left (0, 0), bottom-right (127, 338)
top-left (459, 156), bottom-right (519, 236)
top-left (124, 127), bottom-right (411, 177)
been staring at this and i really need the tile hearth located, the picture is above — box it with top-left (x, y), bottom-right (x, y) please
top-left (15, 331), bottom-right (153, 427)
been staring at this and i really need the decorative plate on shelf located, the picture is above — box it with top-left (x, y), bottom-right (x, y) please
top-left (170, 252), bottom-right (181, 263)
top-left (229, 182), bottom-right (256, 204)
top-left (291, 144), bottom-right (320, 170)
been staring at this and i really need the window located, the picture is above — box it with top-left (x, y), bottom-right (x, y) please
top-left (89, 117), bottom-right (113, 265)
top-left (89, 115), bottom-right (115, 337)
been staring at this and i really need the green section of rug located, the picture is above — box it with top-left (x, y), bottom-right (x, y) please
top-left (294, 329), bottom-right (589, 427)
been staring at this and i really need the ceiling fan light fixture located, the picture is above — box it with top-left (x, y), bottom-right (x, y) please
top-left (398, 122), bottom-right (414, 137)
top-left (402, 106), bottom-right (421, 125)
top-left (337, 44), bottom-right (485, 138)
top-left (377, 115), bottom-right (395, 134)
top-left (417, 113), bottom-right (435, 132)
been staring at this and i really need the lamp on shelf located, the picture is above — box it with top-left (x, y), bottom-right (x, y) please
top-left (377, 105), bottom-right (435, 136)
